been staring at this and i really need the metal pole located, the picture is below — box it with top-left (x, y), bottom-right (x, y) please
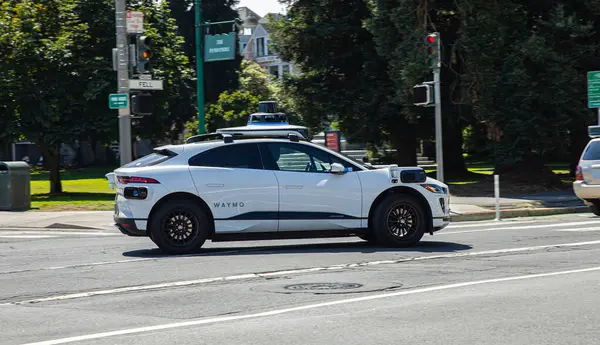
top-left (116, 0), bottom-right (132, 165)
top-left (597, 108), bottom-right (600, 125)
top-left (494, 174), bottom-right (500, 221)
top-left (195, 0), bottom-right (205, 134)
top-left (434, 68), bottom-right (443, 182)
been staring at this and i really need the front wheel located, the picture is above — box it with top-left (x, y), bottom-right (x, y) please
top-left (372, 194), bottom-right (426, 247)
top-left (590, 200), bottom-right (600, 216)
top-left (149, 201), bottom-right (210, 254)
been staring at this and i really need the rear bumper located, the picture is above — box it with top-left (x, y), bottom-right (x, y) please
top-left (114, 216), bottom-right (148, 237)
top-left (573, 181), bottom-right (600, 203)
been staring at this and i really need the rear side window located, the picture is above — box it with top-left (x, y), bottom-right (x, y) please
top-left (122, 152), bottom-right (174, 168)
top-left (189, 143), bottom-right (263, 169)
top-left (583, 141), bottom-right (600, 160)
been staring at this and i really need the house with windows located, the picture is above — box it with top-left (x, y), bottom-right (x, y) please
top-left (236, 7), bottom-right (297, 79)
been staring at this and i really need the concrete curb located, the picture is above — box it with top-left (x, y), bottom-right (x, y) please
top-left (450, 206), bottom-right (591, 222)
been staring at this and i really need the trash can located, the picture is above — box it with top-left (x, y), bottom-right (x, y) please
top-left (0, 161), bottom-right (31, 211)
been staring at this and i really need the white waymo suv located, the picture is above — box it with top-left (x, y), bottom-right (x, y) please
top-left (106, 133), bottom-right (450, 254)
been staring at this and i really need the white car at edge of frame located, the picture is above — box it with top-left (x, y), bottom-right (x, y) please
top-left (106, 132), bottom-right (450, 255)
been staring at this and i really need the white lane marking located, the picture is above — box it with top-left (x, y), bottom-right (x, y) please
top-left (0, 235), bottom-right (57, 239)
top-left (556, 227), bottom-right (600, 232)
top-left (0, 231), bottom-right (120, 237)
top-left (6, 239), bottom-right (600, 306)
top-left (1, 219), bottom-right (596, 275)
top-left (447, 220), bottom-right (538, 228)
top-left (440, 220), bottom-right (600, 235)
top-left (21, 265), bottom-right (600, 345)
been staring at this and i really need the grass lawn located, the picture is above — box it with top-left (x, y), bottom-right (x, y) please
top-left (30, 167), bottom-right (116, 211)
top-left (426, 162), bottom-right (574, 196)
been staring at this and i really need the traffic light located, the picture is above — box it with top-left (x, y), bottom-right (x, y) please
top-left (425, 32), bottom-right (440, 69)
top-left (413, 82), bottom-right (434, 106)
top-left (136, 35), bottom-right (153, 74)
top-left (131, 93), bottom-right (154, 115)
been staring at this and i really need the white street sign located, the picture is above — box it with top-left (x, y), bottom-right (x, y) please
top-left (126, 11), bottom-right (144, 33)
top-left (129, 79), bottom-right (163, 90)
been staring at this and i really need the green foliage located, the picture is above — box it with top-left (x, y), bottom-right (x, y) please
top-left (272, 0), bottom-right (419, 164)
top-left (168, 0), bottom-right (242, 104)
top-left (459, 1), bottom-right (597, 173)
top-left (186, 60), bottom-right (279, 135)
top-left (128, 0), bottom-right (196, 143)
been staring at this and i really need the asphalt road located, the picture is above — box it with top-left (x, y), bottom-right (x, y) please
top-left (2, 213), bottom-right (600, 344)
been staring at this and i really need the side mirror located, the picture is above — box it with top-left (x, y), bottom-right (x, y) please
top-left (330, 163), bottom-right (346, 174)
top-left (362, 156), bottom-right (369, 163)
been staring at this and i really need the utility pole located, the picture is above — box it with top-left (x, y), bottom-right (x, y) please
top-left (195, 0), bottom-right (205, 134)
top-left (115, 0), bottom-right (132, 165)
top-left (414, 32), bottom-right (444, 182)
top-left (434, 66), bottom-right (443, 182)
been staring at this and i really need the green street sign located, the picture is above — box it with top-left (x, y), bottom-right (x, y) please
top-left (588, 71), bottom-right (600, 108)
top-left (109, 93), bottom-right (129, 109)
top-left (205, 33), bottom-right (235, 62)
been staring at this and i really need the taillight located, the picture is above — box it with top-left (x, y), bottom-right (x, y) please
top-left (575, 166), bottom-right (584, 181)
top-left (117, 176), bottom-right (160, 184)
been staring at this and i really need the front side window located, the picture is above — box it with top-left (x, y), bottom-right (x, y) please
top-left (264, 143), bottom-right (358, 173)
top-left (189, 143), bottom-right (263, 170)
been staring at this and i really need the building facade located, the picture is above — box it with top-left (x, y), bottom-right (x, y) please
top-left (237, 7), bottom-right (297, 79)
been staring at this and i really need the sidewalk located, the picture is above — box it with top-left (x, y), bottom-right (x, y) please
top-left (0, 211), bottom-right (115, 230)
top-left (0, 192), bottom-right (591, 229)
top-left (450, 191), bottom-right (589, 222)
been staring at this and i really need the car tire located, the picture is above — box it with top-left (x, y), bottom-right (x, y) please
top-left (372, 194), bottom-right (426, 247)
top-left (358, 232), bottom-right (377, 243)
top-left (591, 200), bottom-right (600, 216)
top-left (149, 201), bottom-right (210, 255)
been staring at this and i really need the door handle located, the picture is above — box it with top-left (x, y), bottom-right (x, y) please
top-left (206, 183), bottom-right (224, 187)
top-left (285, 185), bottom-right (303, 189)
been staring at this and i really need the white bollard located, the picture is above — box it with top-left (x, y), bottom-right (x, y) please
top-left (494, 174), bottom-right (500, 221)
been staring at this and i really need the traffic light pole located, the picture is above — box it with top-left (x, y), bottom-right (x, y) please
top-left (195, 0), bottom-right (205, 134)
top-left (115, 0), bottom-right (132, 165)
top-left (434, 68), bottom-right (443, 182)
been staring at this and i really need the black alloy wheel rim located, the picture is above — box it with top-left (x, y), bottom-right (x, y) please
top-left (162, 210), bottom-right (199, 247)
top-left (386, 203), bottom-right (419, 239)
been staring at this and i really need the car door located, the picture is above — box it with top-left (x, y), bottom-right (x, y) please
top-left (260, 142), bottom-right (363, 232)
top-left (188, 143), bottom-right (279, 234)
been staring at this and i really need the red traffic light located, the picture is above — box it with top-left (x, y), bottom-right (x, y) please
top-left (427, 35), bottom-right (435, 43)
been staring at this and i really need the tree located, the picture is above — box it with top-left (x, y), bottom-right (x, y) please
top-left (1, 0), bottom-right (93, 193)
top-left (271, 0), bottom-right (418, 165)
top-left (187, 60), bottom-right (277, 134)
top-left (458, 1), bottom-right (597, 184)
top-left (128, 0), bottom-right (196, 144)
top-left (169, 0), bottom-right (242, 104)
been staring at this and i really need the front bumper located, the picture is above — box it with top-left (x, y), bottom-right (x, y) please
top-left (114, 216), bottom-right (148, 237)
top-left (433, 216), bottom-right (451, 232)
top-left (573, 181), bottom-right (600, 203)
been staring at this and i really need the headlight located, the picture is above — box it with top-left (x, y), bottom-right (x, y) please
top-left (421, 184), bottom-right (446, 194)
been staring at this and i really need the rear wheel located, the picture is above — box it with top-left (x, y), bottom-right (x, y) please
top-left (149, 201), bottom-right (209, 254)
top-left (372, 194), bottom-right (426, 247)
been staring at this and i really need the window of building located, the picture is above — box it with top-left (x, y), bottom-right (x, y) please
top-left (269, 65), bottom-right (279, 78)
top-left (282, 65), bottom-right (290, 76)
top-left (256, 37), bottom-right (265, 56)
top-left (189, 143), bottom-right (263, 170)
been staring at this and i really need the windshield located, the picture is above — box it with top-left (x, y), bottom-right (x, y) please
top-left (333, 150), bottom-right (377, 170)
